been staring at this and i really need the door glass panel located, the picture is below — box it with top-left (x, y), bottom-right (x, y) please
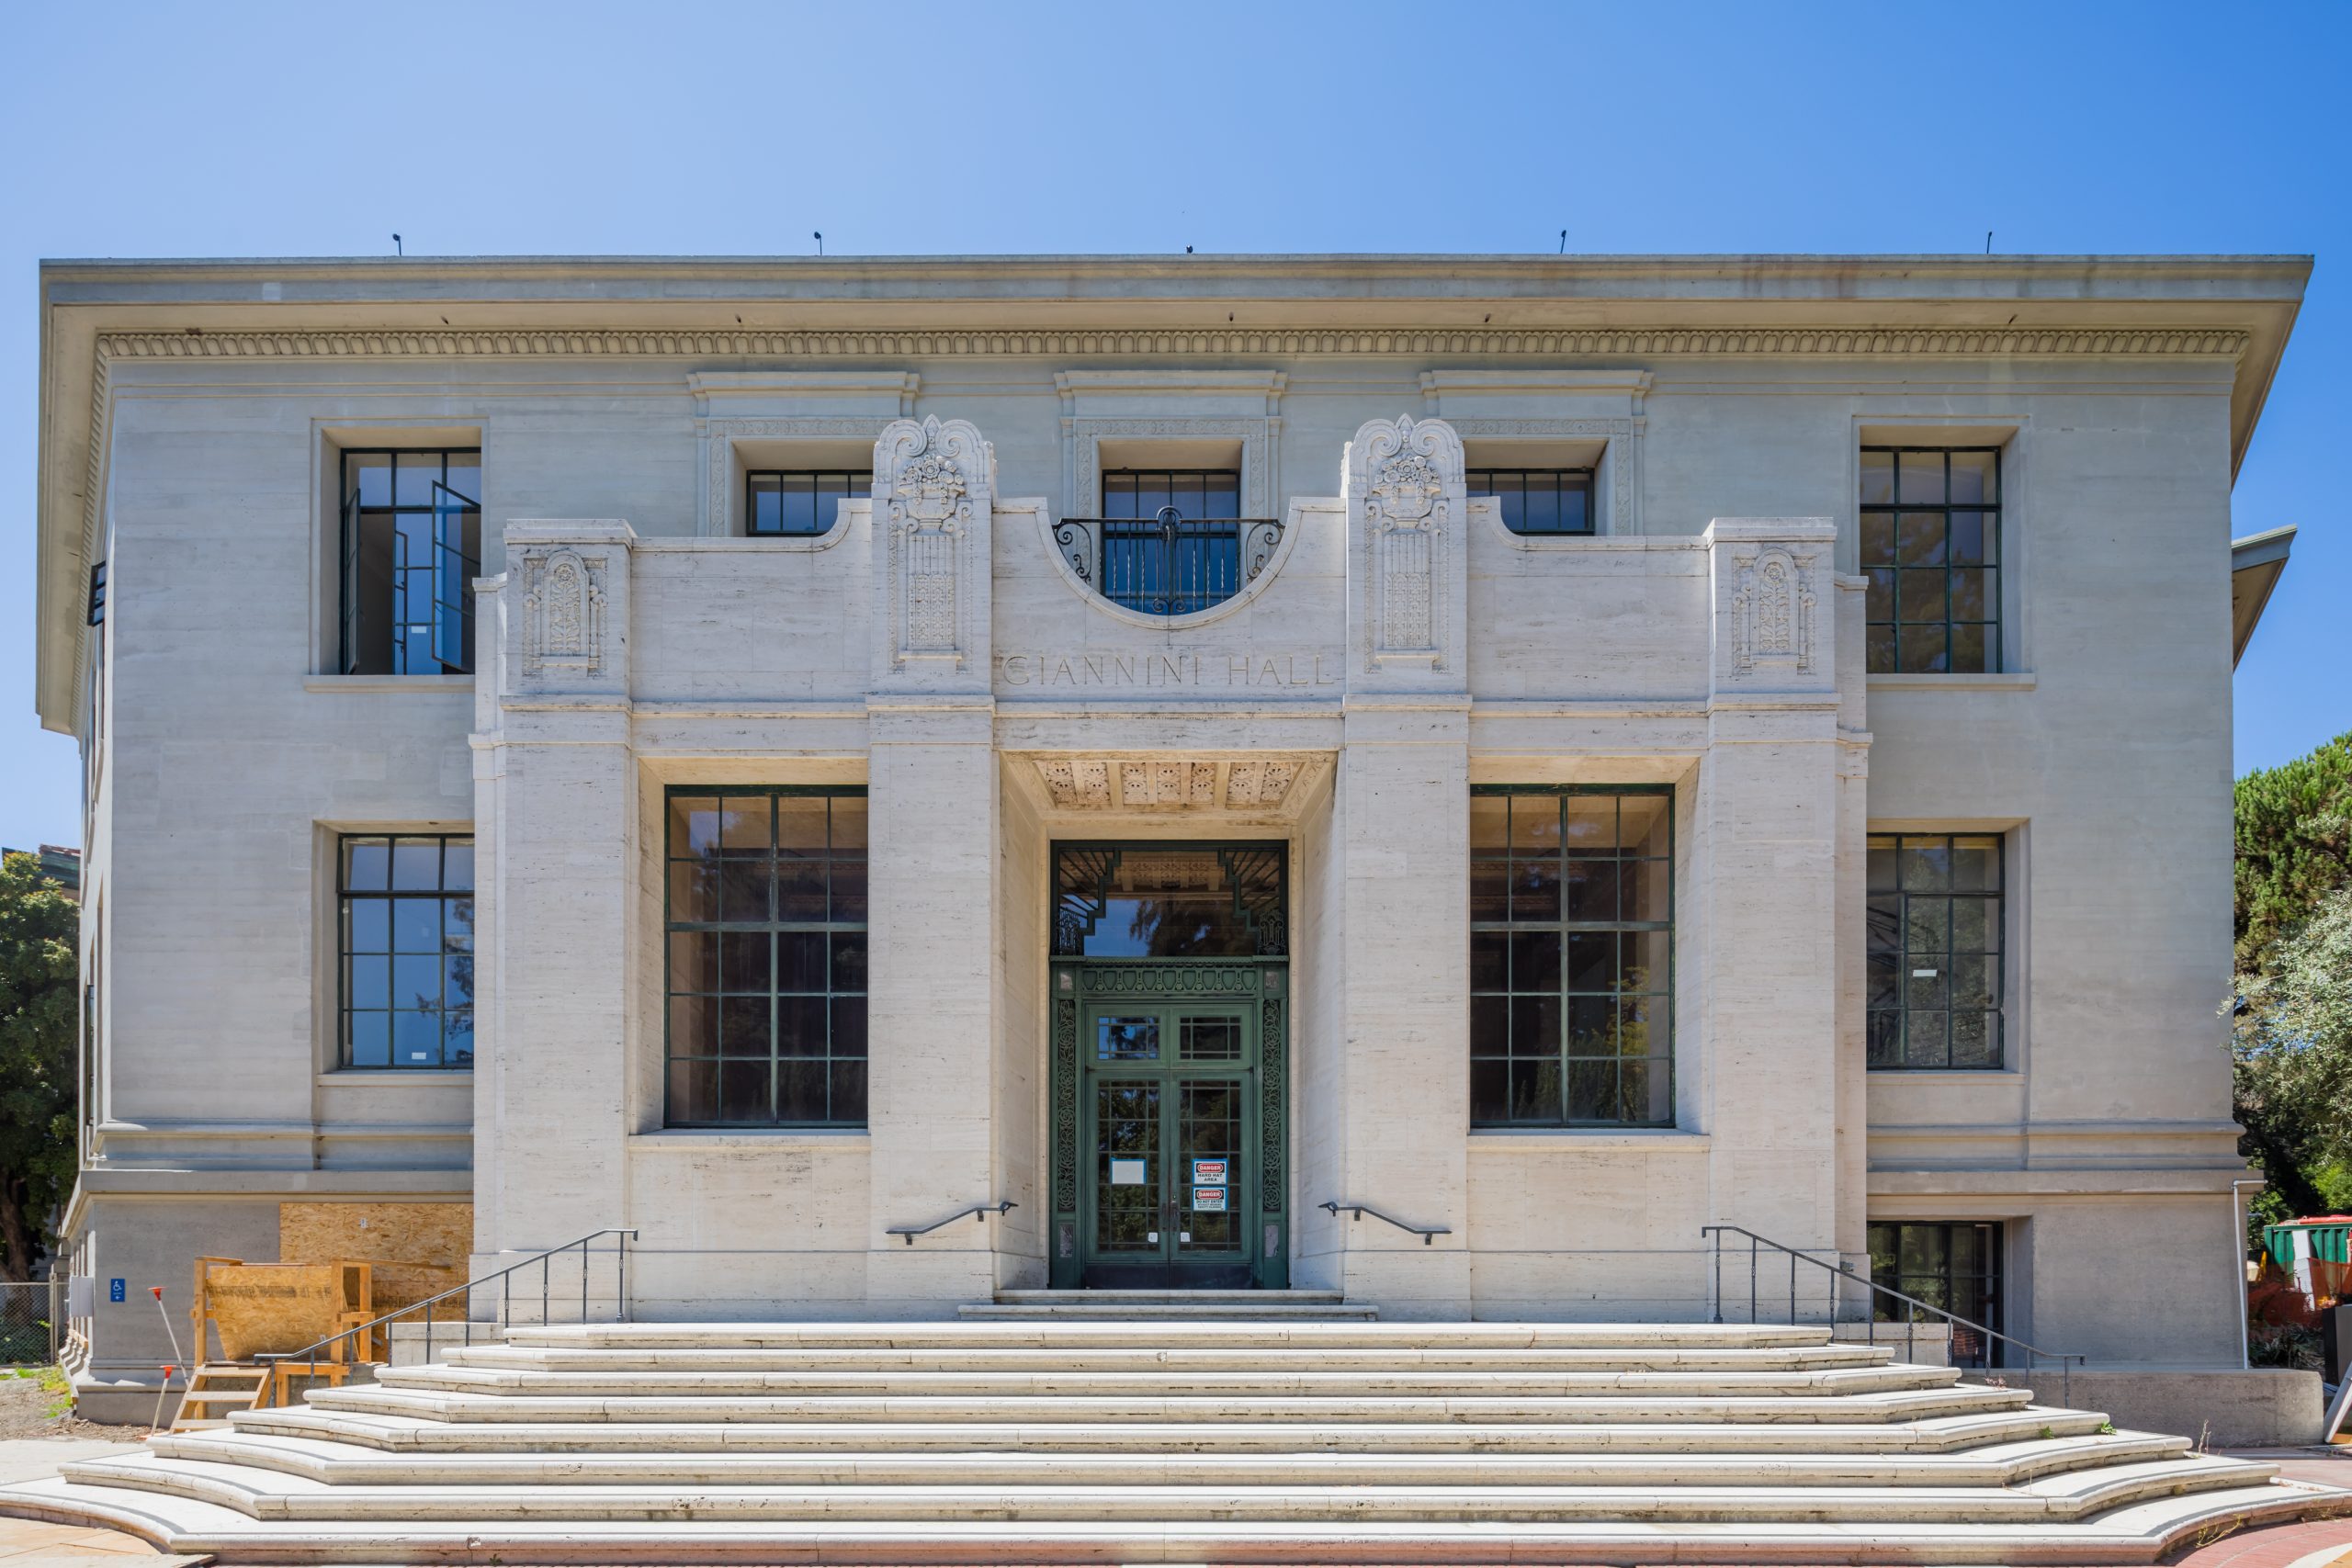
top-left (1096, 1017), bottom-right (1159, 1060)
top-left (1178, 1077), bottom-right (1242, 1253)
top-left (1094, 1079), bottom-right (1160, 1251)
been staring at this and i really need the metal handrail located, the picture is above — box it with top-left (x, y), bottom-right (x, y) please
top-left (888, 1201), bottom-right (1015, 1245)
top-left (257, 1228), bottom-right (637, 1384)
top-left (1320, 1201), bottom-right (1450, 1246)
top-left (1702, 1224), bottom-right (2084, 1404)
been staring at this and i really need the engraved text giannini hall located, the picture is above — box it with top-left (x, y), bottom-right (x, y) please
top-left (996, 651), bottom-right (1341, 689)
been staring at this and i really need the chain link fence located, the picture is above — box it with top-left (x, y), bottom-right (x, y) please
top-left (0, 1280), bottom-right (60, 1365)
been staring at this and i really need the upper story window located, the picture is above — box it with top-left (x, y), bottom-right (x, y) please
top-left (340, 833), bottom-right (474, 1070)
top-left (85, 561), bottom-right (107, 626)
top-left (747, 469), bottom-right (868, 536)
top-left (339, 450), bottom-right (481, 676)
top-left (665, 788), bottom-right (868, 1127)
top-left (1860, 446), bottom-right (2000, 673)
top-left (1470, 786), bottom-right (1674, 1128)
top-left (1058, 468), bottom-right (1283, 617)
top-left (1468, 468), bottom-right (1596, 536)
top-left (1867, 833), bottom-right (2004, 1069)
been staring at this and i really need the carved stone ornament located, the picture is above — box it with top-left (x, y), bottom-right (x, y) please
top-left (1350, 415), bottom-right (1464, 670)
top-left (1731, 544), bottom-right (1821, 676)
top-left (875, 415), bottom-right (990, 668)
top-left (518, 547), bottom-right (608, 679)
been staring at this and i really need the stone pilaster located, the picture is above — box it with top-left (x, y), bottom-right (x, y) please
top-left (472, 522), bottom-right (637, 1280)
top-left (1694, 520), bottom-right (1845, 1263)
top-left (864, 418), bottom-right (1007, 1305)
top-left (1306, 417), bottom-right (1476, 1313)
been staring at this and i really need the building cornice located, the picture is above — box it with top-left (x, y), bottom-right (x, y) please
top-left (90, 323), bottom-right (2254, 363)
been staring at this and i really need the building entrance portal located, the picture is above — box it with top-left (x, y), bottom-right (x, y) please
top-left (1047, 843), bottom-right (1288, 1290)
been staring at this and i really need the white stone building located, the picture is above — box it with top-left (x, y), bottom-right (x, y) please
top-left (31, 254), bottom-right (2307, 1419)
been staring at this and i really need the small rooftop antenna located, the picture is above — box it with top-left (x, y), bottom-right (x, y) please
top-left (814, 231), bottom-right (824, 255)
top-left (1985, 231), bottom-right (1993, 255)
top-left (1558, 229), bottom-right (1566, 254)
top-left (392, 233), bottom-right (402, 256)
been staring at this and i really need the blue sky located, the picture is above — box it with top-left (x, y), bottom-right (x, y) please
top-left (3, 0), bottom-right (2344, 849)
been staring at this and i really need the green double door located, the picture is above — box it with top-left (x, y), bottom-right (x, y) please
top-left (1052, 964), bottom-right (1287, 1289)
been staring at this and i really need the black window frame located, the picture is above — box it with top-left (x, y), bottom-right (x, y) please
top-left (1867, 832), bottom-right (2005, 1071)
top-left (1470, 784), bottom-right (1675, 1129)
top-left (338, 448), bottom-right (482, 677)
top-left (1860, 446), bottom-right (2002, 674)
top-left (743, 468), bottom-right (871, 537)
top-left (1869, 1220), bottom-right (2005, 1368)
top-left (1466, 467), bottom-right (1598, 536)
top-left (338, 832), bottom-right (475, 1071)
top-left (85, 561), bottom-right (107, 626)
top-left (663, 786), bottom-right (869, 1128)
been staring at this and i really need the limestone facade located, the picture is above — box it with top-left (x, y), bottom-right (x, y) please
top-left (30, 254), bottom-right (2308, 1412)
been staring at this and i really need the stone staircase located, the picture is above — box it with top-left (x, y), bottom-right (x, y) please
top-left (1, 1309), bottom-right (2342, 1563)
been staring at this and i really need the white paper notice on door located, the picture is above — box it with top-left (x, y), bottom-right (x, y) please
top-left (1110, 1158), bottom-right (1148, 1186)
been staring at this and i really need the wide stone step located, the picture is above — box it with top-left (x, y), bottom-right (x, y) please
top-left (370, 1363), bottom-right (1953, 1399)
top-left (48, 1450), bottom-right (2283, 1524)
top-left (2, 1472), bottom-right (2335, 1563)
top-left (150, 1427), bottom-right (2195, 1489)
top-left (228, 1404), bottom-right (2114, 1454)
top-left (992, 1290), bottom-right (1350, 1305)
top-left (5, 1319), bottom-right (2338, 1564)
top-left (959, 1302), bottom-right (1382, 1319)
top-left (440, 1342), bottom-right (1899, 1374)
top-left (496, 1321), bottom-right (1838, 1351)
top-left (301, 1382), bottom-right (2036, 1426)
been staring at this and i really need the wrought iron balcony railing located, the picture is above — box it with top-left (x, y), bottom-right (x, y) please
top-left (1053, 508), bottom-right (1284, 617)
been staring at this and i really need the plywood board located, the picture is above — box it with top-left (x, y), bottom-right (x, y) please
top-left (205, 1264), bottom-right (348, 1360)
top-left (278, 1202), bottom-right (470, 1269)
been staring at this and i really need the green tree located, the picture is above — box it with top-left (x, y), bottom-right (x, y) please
top-left (2233, 885), bottom-right (2352, 1221)
top-left (0, 851), bottom-right (77, 1280)
top-left (2234, 732), bottom-right (2352, 974)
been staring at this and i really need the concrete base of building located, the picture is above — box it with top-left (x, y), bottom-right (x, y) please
top-left (2062, 1368), bottom-right (2324, 1448)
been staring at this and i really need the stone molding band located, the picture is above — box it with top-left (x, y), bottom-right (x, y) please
top-left (92, 326), bottom-right (2252, 362)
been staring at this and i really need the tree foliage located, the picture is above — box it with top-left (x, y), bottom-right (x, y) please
top-left (2233, 885), bottom-right (2352, 1218)
top-left (0, 851), bottom-right (77, 1280)
top-left (2234, 731), bottom-right (2352, 974)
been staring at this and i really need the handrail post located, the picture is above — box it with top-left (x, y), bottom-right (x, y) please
top-left (1749, 1235), bottom-right (1758, 1325)
top-left (1710, 1228), bottom-right (1722, 1324)
top-left (1789, 1250), bottom-right (1797, 1325)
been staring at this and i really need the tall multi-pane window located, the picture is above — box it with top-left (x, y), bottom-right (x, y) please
top-left (665, 788), bottom-right (868, 1126)
top-left (1868, 833), bottom-right (2004, 1069)
top-left (745, 470), bottom-right (869, 536)
top-left (1470, 786), bottom-right (1674, 1127)
top-left (1860, 446), bottom-right (2000, 673)
top-left (1870, 1221), bottom-right (2004, 1367)
top-left (1467, 468), bottom-right (1596, 536)
top-left (340, 834), bottom-right (474, 1069)
top-left (340, 450), bottom-right (481, 676)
